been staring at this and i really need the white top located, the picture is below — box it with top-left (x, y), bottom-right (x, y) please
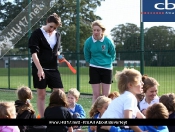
top-left (40, 26), bottom-right (57, 49)
top-left (69, 107), bottom-right (75, 112)
top-left (139, 95), bottom-right (159, 111)
top-left (92, 35), bottom-right (104, 42)
top-left (101, 91), bottom-right (139, 119)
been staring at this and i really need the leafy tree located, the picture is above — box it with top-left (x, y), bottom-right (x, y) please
top-left (144, 26), bottom-right (175, 66)
top-left (119, 34), bottom-right (141, 61)
top-left (111, 23), bottom-right (140, 46)
top-left (0, 0), bottom-right (105, 55)
top-left (144, 26), bottom-right (175, 50)
top-left (111, 23), bottom-right (140, 61)
top-left (46, 0), bottom-right (104, 53)
top-left (111, 23), bottom-right (175, 66)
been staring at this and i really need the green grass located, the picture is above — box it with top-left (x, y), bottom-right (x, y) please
top-left (0, 66), bottom-right (175, 95)
top-left (0, 66), bottom-right (175, 131)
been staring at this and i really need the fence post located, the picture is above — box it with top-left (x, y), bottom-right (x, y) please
top-left (8, 56), bottom-right (10, 89)
top-left (140, 23), bottom-right (144, 74)
top-left (28, 0), bottom-right (31, 88)
top-left (76, 0), bottom-right (80, 91)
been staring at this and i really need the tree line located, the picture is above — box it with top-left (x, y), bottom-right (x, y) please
top-left (113, 23), bottom-right (175, 66)
top-left (1, 0), bottom-right (175, 66)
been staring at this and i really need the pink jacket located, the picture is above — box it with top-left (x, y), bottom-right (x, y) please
top-left (0, 126), bottom-right (20, 132)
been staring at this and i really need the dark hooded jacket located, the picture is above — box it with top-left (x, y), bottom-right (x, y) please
top-left (28, 28), bottom-right (61, 70)
top-left (15, 100), bottom-right (36, 132)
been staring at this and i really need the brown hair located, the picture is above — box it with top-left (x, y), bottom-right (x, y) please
top-left (115, 68), bottom-right (142, 94)
top-left (89, 96), bottom-right (111, 118)
top-left (16, 86), bottom-right (35, 114)
top-left (17, 86), bottom-right (33, 102)
top-left (48, 89), bottom-right (68, 108)
top-left (159, 93), bottom-right (175, 112)
top-left (67, 88), bottom-right (80, 100)
top-left (108, 91), bottom-right (120, 100)
top-left (47, 13), bottom-right (62, 27)
top-left (142, 75), bottom-right (159, 93)
top-left (146, 103), bottom-right (169, 119)
top-left (136, 93), bottom-right (144, 102)
top-left (0, 101), bottom-right (15, 119)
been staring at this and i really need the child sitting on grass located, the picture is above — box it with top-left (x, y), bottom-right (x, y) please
top-left (44, 89), bottom-right (73, 132)
top-left (15, 86), bottom-right (36, 132)
top-left (101, 103), bottom-right (169, 132)
top-left (139, 103), bottom-right (169, 131)
top-left (100, 68), bottom-right (145, 132)
top-left (15, 86), bottom-right (46, 132)
top-left (15, 86), bottom-right (36, 119)
top-left (88, 96), bottom-right (111, 132)
top-left (159, 93), bottom-right (175, 132)
top-left (139, 75), bottom-right (159, 116)
top-left (67, 88), bottom-right (86, 132)
top-left (67, 88), bottom-right (86, 118)
top-left (0, 101), bottom-right (20, 132)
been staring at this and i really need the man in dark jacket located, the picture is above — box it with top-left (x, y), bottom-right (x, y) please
top-left (28, 13), bottom-right (63, 118)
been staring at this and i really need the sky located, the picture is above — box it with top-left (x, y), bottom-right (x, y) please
top-left (95, 0), bottom-right (175, 36)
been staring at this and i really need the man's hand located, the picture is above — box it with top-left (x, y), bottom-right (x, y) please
top-left (38, 69), bottom-right (45, 81)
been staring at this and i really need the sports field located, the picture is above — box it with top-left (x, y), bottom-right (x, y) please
top-left (0, 66), bottom-right (174, 129)
top-left (0, 67), bottom-right (175, 95)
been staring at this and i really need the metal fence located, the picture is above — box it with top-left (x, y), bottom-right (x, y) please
top-left (0, 50), bottom-right (175, 96)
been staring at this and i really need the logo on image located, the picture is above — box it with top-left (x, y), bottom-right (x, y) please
top-left (141, 0), bottom-right (175, 22)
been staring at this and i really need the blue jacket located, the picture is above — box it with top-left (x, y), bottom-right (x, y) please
top-left (109, 126), bottom-right (133, 132)
top-left (109, 126), bottom-right (169, 132)
top-left (139, 126), bottom-right (169, 132)
top-left (68, 103), bottom-right (86, 118)
top-left (88, 113), bottom-right (100, 132)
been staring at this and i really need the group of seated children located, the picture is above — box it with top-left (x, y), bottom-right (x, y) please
top-left (100, 103), bottom-right (169, 132)
top-left (44, 88), bottom-right (85, 132)
top-left (0, 68), bottom-right (175, 132)
top-left (88, 68), bottom-right (175, 132)
top-left (0, 87), bottom-right (86, 132)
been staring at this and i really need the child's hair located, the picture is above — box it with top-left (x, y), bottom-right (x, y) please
top-left (67, 88), bottom-right (80, 100)
top-left (48, 89), bottom-right (68, 108)
top-left (47, 13), bottom-right (62, 27)
top-left (108, 91), bottom-right (120, 100)
top-left (159, 93), bottom-right (175, 113)
top-left (0, 101), bottom-right (15, 119)
top-left (17, 86), bottom-right (33, 102)
top-left (146, 103), bottom-right (169, 119)
top-left (115, 68), bottom-right (142, 94)
top-left (142, 75), bottom-right (159, 93)
top-left (136, 93), bottom-right (144, 102)
top-left (16, 86), bottom-right (35, 114)
top-left (89, 96), bottom-right (111, 118)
